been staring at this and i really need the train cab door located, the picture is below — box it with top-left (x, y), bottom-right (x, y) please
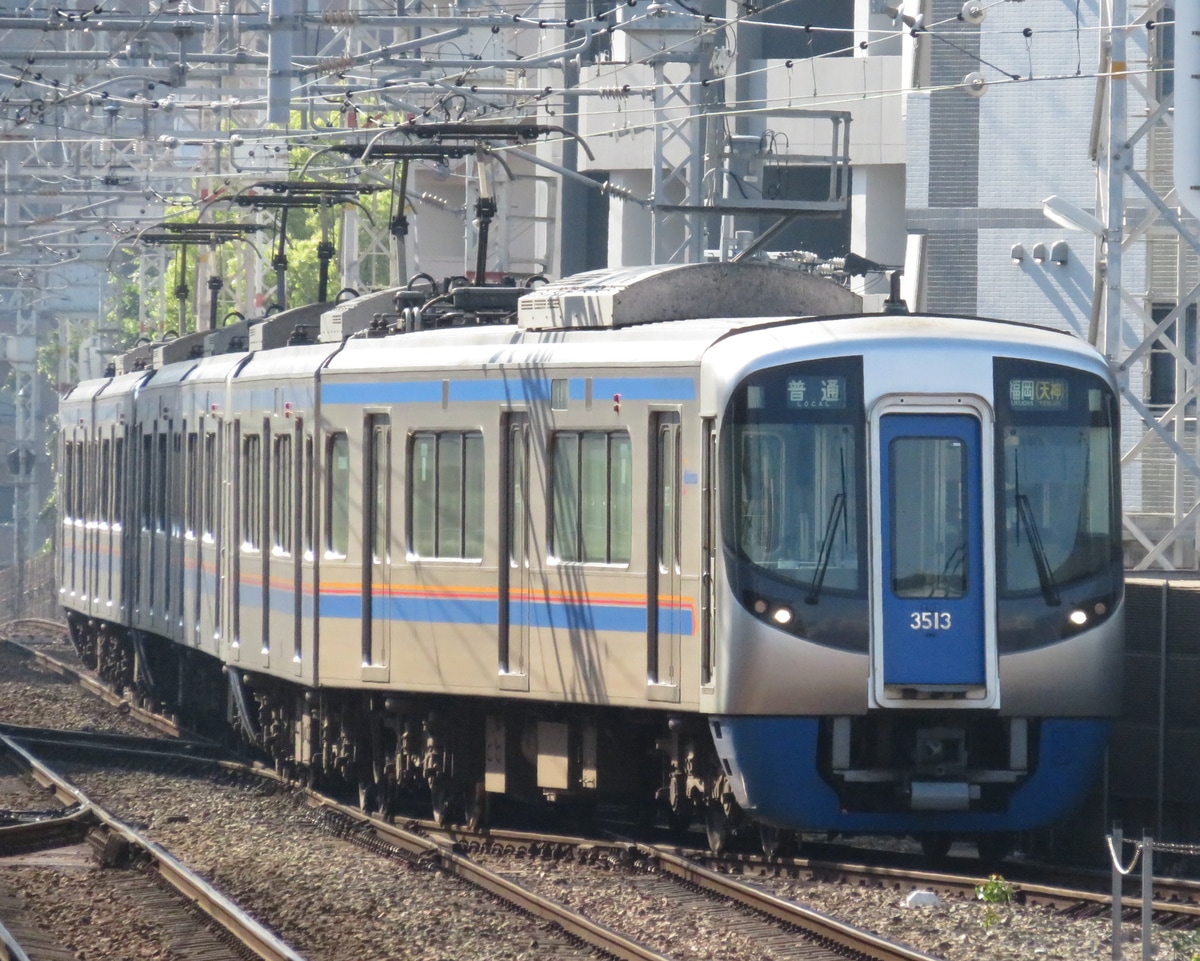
top-left (648, 412), bottom-right (682, 701)
top-left (499, 412), bottom-right (530, 690)
top-left (871, 404), bottom-right (997, 708)
top-left (362, 414), bottom-right (391, 680)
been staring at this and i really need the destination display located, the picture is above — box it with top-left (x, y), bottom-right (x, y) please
top-left (785, 375), bottom-right (848, 409)
top-left (1007, 377), bottom-right (1068, 410)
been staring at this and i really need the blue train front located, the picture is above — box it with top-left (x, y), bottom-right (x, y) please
top-left (701, 317), bottom-right (1123, 851)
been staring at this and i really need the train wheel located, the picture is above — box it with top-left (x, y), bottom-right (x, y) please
top-left (705, 801), bottom-right (732, 854)
top-left (431, 775), bottom-right (456, 827)
top-left (665, 796), bottom-right (693, 834)
top-left (759, 824), bottom-right (796, 859)
top-left (464, 783), bottom-right (488, 832)
top-left (920, 833), bottom-right (952, 860)
top-left (357, 775), bottom-right (379, 815)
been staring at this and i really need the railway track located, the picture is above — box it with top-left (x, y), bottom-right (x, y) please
top-left (0, 731), bottom-right (303, 961)
top-left (2, 720), bottom-right (939, 961)
top-left (423, 818), bottom-right (1200, 934)
top-left (2, 621), bottom-right (1194, 960)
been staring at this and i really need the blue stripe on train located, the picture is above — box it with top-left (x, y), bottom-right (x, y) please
top-left (277, 591), bottom-right (694, 635)
top-left (322, 376), bottom-right (695, 406)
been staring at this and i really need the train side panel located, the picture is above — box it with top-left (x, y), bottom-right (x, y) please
top-left (316, 336), bottom-right (709, 713)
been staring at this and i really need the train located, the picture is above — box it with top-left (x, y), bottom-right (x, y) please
top-left (57, 261), bottom-right (1124, 857)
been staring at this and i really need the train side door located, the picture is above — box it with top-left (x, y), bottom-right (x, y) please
top-left (648, 411), bottom-right (681, 700)
top-left (363, 414), bottom-right (391, 678)
top-left (499, 412), bottom-right (530, 690)
top-left (872, 407), bottom-right (995, 707)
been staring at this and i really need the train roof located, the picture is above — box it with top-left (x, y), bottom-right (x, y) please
top-left (516, 262), bottom-right (861, 330)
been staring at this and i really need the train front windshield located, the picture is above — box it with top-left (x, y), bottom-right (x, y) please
top-left (722, 357), bottom-right (867, 600)
top-left (994, 357), bottom-right (1121, 604)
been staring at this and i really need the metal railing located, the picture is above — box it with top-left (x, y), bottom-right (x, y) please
top-left (0, 552), bottom-right (57, 621)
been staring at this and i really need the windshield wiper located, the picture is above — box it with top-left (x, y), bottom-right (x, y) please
top-left (806, 449), bottom-right (847, 605)
top-left (1013, 452), bottom-right (1060, 606)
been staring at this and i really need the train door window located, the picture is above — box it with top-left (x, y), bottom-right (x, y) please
top-left (551, 430), bottom-right (632, 564)
top-left (172, 431), bottom-right (183, 536)
top-left (242, 433), bottom-right (261, 551)
top-left (888, 436), bottom-right (968, 598)
top-left (203, 433), bottom-right (216, 540)
top-left (326, 432), bottom-right (350, 558)
top-left (141, 434), bottom-right (152, 531)
top-left (368, 418), bottom-right (389, 563)
top-left (409, 430), bottom-right (485, 559)
top-left (62, 441), bottom-right (73, 522)
top-left (68, 440), bottom-right (75, 522)
top-left (658, 424), bottom-right (680, 574)
top-left (100, 439), bottom-right (111, 527)
top-left (185, 433), bottom-right (198, 538)
top-left (273, 433), bottom-right (293, 556)
top-left (303, 434), bottom-right (314, 559)
top-left (113, 437), bottom-right (124, 529)
top-left (156, 432), bottom-right (168, 533)
top-left (75, 442), bottom-right (86, 525)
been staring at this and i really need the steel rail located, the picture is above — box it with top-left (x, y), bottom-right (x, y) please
top-left (638, 843), bottom-right (944, 961)
top-left (0, 733), bottom-right (307, 961)
top-left (303, 791), bottom-right (674, 961)
top-left (0, 721), bottom-right (223, 760)
top-left (0, 634), bottom-right (184, 738)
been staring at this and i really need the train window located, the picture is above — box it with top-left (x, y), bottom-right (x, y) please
top-left (994, 358), bottom-right (1120, 597)
top-left (273, 434), bottom-right (293, 556)
top-left (326, 432), bottom-right (350, 558)
top-left (409, 430), bottom-right (485, 559)
top-left (551, 430), bottom-right (632, 564)
top-left (721, 356), bottom-right (866, 596)
top-left (242, 434), bottom-right (261, 551)
top-left (889, 436), bottom-right (968, 598)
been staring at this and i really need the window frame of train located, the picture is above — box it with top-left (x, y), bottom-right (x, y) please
top-left (408, 428), bottom-right (486, 560)
top-left (549, 429), bottom-right (633, 565)
top-left (272, 431), bottom-right (293, 558)
top-left (871, 402), bottom-right (991, 705)
top-left (647, 410), bottom-right (683, 701)
top-left (363, 412), bottom-right (392, 677)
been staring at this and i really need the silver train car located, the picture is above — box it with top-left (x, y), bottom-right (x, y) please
top-left (58, 262), bottom-right (1123, 854)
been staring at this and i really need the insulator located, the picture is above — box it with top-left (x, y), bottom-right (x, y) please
top-left (313, 56), bottom-right (357, 73)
